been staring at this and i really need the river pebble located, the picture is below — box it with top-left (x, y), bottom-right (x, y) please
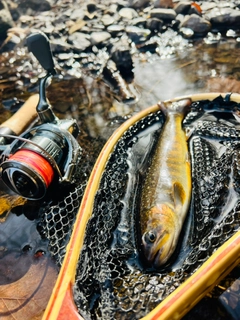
top-left (1, 0), bottom-right (240, 101)
top-left (180, 14), bottom-right (212, 36)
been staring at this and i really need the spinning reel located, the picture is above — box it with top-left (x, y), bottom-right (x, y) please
top-left (0, 32), bottom-right (82, 200)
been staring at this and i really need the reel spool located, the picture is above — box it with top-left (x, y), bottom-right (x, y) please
top-left (0, 32), bottom-right (82, 200)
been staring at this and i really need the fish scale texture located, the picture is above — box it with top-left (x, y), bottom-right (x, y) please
top-left (38, 96), bottom-right (240, 319)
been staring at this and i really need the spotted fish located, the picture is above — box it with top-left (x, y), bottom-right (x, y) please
top-left (140, 98), bottom-right (192, 268)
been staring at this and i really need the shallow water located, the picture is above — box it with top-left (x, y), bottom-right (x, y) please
top-left (1, 33), bottom-right (240, 318)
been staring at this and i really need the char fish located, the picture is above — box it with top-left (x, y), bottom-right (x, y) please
top-left (140, 98), bottom-right (192, 268)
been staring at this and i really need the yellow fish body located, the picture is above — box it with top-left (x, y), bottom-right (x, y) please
top-left (140, 98), bottom-right (192, 268)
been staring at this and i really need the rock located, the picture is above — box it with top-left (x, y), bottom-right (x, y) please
top-left (107, 24), bottom-right (125, 36)
top-left (131, 17), bottom-right (146, 27)
top-left (179, 14), bottom-right (211, 36)
top-left (50, 38), bottom-right (73, 53)
top-left (68, 32), bottom-right (91, 51)
top-left (87, 2), bottom-right (97, 14)
top-left (106, 4), bottom-right (118, 15)
top-left (146, 17), bottom-right (163, 32)
top-left (207, 8), bottom-right (240, 29)
top-left (153, 0), bottom-right (174, 9)
top-left (150, 8), bottom-right (177, 21)
top-left (128, 0), bottom-right (150, 9)
top-left (70, 8), bottom-right (85, 21)
top-left (0, 1), bottom-right (14, 39)
top-left (90, 31), bottom-right (111, 46)
top-left (174, 1), bottom-right (191, 15)
top-left (125, 25), bottom-right (151, 43)
top-left (110, 40), bottom-right (134, 82)
top-left (179, 27), bottom-right (194, 39)
top-left (16, 0), bottom-right (51, 13)
top-left (101, 14), bottom-right (115, 26)
top-left (119, 8), bottom-right (139, 20)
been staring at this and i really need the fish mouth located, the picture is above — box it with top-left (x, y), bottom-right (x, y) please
top-left (142, 230), bottom-right (175, 268)
top-left (152, 234), bottom-right (175, 268)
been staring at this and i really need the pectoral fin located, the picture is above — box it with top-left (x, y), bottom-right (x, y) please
top-left (173, 182), bottom-right (185, 209)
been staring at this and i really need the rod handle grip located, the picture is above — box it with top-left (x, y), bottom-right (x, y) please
top-left (0, 94), bottom-right (39, 135)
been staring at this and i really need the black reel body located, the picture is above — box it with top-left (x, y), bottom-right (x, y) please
top-left (0, 31), bottom-right (82, 200)
top-left (0, 120), bottom-right (81, 200)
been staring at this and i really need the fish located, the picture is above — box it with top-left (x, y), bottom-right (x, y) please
top-left (140, 98), bottom-right (192, 268)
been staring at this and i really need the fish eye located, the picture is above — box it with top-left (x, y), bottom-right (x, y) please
top-left (145, 231), bottom-right (156, 243)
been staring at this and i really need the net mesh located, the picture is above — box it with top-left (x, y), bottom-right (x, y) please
top-left (38, 96), bottom-right (240, 319)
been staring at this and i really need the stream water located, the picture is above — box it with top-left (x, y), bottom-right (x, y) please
top-left (0, 29), bottom-right (240, 319)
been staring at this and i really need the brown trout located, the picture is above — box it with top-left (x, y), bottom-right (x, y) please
top-left (140, 98), bottom-right (192, 268)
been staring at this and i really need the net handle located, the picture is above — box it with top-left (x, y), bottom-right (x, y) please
top-left (43, 92), bottom-right (240, 320)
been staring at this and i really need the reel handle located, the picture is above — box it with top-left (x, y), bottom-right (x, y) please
top-left (26, 32), bottom-right (56, 75)
top-left (0, 94), bottom-right (39, 135)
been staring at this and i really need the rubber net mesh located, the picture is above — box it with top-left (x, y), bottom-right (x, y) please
top-left (38, 96), bottom-right (240, 319)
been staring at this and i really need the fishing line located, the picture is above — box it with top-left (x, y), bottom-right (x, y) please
top-left (0, 133), bottom-right (62, 178)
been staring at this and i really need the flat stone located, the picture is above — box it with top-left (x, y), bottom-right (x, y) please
top-left (126, 25), bottom-right (151, 43)
top-left (150, 8), bottom-right (176, 21)
top-left (153, 0), bottom-right (174, 9)
top-left (146, 17), bottom-right (163, 32)
top-left (119, 7), bottom-right (139, 20)
top-left (129, 0), bottom-right (151, 9)
top-left (17, 0), bottom-right (51, 12)
top-left (101, 14), bottom-right (115, 26)
top-left (180, 14), bottom-right (211, 35)
top-left (107, 24), bottom-right (125, 36)
top-left (70, 8), bottom-right (85, 20)
top-left (90, 31), bottom-right (111, 45)
top-left (207, 8), bottom-right (240, 28)
top-left (68, 32), bottom-right (91, 51)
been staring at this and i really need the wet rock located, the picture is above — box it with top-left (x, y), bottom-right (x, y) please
top-left (200, 2), bottom-right (217, 12)
top-left (150, 8), bottom-right (176, 21)
top-left (86, 2), bottom-right (97, 14)
top-left (50, 38), bottom-right (73, 53)
top-left (153, 0), bottom-right (174, 9)
top-left (175, 13), bottom-right (184, 25)
top-left (90, 31), bottom-right (111, 46)
top-left (110, 40), bottom-right (134, 82)
top-left (107, 24), bottom-right (125, 36)
top-left (68, 32), bottom-right (91, 52)
top-left (106, 4), bottom-right (118, 15)
top-left (0, 0), bottom-right (14, 39)
top-left (126, 25), bottom-right (151, 44)
top-left (179, 14), bottom-right (211, 36)
top-left (119, 8), bottom-right (139, 20)
top-left (128, 0), bottom-right (150, 9)
top-left (136, 37), bottom-right (159, 53)
top-left (146, 17), bottom-right (163, 32)
top-left (101, 59), bottom-right (137, 104)
top-left (70, 8), bottom-right (85, 21)
top-left (174, 1), bottom-right (191, 15)
top-left (131, 17), bottom-right (146, 27)
top-left (207, 8), bottom-right (240, 29)
top-left (101, 14), bottom-right (116, 26)
top-left (179, 27), bottom-right (194, 39)
top-left (16, 0), bottom-right (51, 13)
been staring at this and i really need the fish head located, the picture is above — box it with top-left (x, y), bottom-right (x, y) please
top-left (141, 204), bottom-right (176, 268)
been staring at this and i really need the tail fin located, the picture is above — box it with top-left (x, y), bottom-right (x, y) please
top-left (158, 98), bottom-right (192, 117)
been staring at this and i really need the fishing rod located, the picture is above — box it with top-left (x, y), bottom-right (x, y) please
top-left (0, 31), bottom-right (82, 200)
